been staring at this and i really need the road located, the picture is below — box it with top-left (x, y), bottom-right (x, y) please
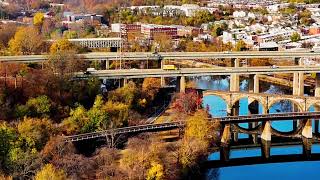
top-left (1, 51), bottom-right (320, 63)
top-left (76, 66), bottom-right (320, 79)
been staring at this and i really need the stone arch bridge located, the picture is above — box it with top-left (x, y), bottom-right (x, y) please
top-left (202, 90), bottom-right (320, 114)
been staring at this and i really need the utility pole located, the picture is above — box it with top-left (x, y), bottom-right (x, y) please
top-left (118, 7), bottom-right (122, 70)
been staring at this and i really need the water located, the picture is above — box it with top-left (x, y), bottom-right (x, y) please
top-left (194, 76), bottom-right (320, 180)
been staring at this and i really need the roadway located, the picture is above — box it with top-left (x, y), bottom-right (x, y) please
top-left (75, 66), bottom-right (320, 79)
top-left (2, 51), bottom-right (320, 63)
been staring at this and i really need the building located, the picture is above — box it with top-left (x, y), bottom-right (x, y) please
top-left (175, 26), bottom-right (203, 37)
top-left (257, 29), bottom-right (295, 43)
top-left (309, 26), bottom-right (320, 35)
top-left (141, 24), bottom-right (177, 39)
top-left (111, 23), bottom-right (141, 34)
top-left (259, 42), bottom-right (279, 51)
top-left (64, 13), bottom-right (103, 24)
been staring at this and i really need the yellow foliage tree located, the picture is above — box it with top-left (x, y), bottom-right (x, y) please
top-left (185, 110), bottom-right (210, 141)
top-left (142, 78), bottom-right (161, 100)
top-left (33, 12), bottom-right (45, 26)
top-left (49, 39), bottom-right (76, 54)
top-left (9, 27), bottom-right (44, 55)
top-left (146, 162), bottom-right (164, 180)
top-left (17, 118), bottom-right (54, 150)
top-left (35, 164), bottom-right (67, 180)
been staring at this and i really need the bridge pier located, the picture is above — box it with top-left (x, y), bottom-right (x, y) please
top-left (293, 58), bottom-right (304, 96)
top-left (119, 78), bottom-right (128, 87)
top-left (302, 137), bottom-right (312, 159)
top-left (220, 124), bottom-right (231, 161)
top-left (314, 73), bottom-right (320, 134)
top-left (176, 76), bottom-right (186, 93)
top-left (161, 76), bottom-right (166, 87)
top-left (292, 60), bottom-right (304, 130)
top-left (261, 121), bottom-right (271, 159)
top-left (248, 74), bottom-right (259, 144)
top-left (302, 119), bottom-right (313, 139)
top-left (105, 60), bottom-right (110, 70)
top-left (230, 58), bottom-right (240, 92)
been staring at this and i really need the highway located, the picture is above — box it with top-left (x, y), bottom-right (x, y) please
top-left (1, 51), bottom-right (320, 63)
top-left (75, 66), bottom-right (320, 79)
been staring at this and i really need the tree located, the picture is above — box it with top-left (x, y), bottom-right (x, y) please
top-left (25, 95), bottom-right (52, 118)
top-left (49, 39), bottom-right (76, 54)
top-left (233, 40), bottom-right (247, 51)
top-left (291, 32), bottom-right (301, 42)
top-left (35, 164), bottom-right (67, 180)
top-left (142, 78), bottom-right (161, 100)
top-left (33, 12), bottom-right (45, 26)
top-left (0, 24), bottom-right (17, 47)
top-left (81, 95), bottom-right (109, 133)
top-left (185, 110), bottom-right (210, 141)
top-left (17, 118), bottom-right (54, 150)
top-left (172, 91), bottom-right (202, 114)
top-left (146, 162), bottom-right (164, 180)
top-left (48, 49), bottom-right (86, 76)
top-left (8, 27), bottom-right (45, 55)
top-left (0, 123), bottom-right (17, 171)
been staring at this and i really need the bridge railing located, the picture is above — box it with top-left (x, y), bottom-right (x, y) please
top-left (64, 121), bottom-right (184, 142)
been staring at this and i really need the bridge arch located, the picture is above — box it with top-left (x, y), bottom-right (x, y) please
top-left (307, 102), bottom-right (320, 112)
top-left (230, 95), bottom-right (267, 113)
top-left (268, 99), bottom-right (303, 112)
top-left (202, 92), bottom-right (232, 108)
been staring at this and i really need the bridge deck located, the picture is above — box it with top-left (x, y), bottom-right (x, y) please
top-left (64, 112), bottom-right (320, 142)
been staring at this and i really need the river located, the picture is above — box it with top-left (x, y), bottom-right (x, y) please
top-left (194, 76), bottom-right (320, 180)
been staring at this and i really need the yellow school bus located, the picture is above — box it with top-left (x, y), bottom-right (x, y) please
top-left (162, 65), bottom-right (178, 70)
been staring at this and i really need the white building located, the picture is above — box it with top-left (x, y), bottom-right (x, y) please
top-left (233, 11), bottom-right (246, 18)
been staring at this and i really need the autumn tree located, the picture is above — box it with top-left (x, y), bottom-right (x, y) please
top-left (0, 123), bottom-right (17, 172)
top-left (33, 12), bottom-right (45, 26)
top-left (233, 40), bottom-right (247, 51)
top-left (179, 110), bottom-right (214, 173)
top-left (35, 164), bottom-right (67, 180)
top-left (48, 49), bottom-right (85, 76)
top-left (172, 91), bottom-right (202, 114)
top-left (291, 32), bottom-right (301, 42)
top-left (9, 27), bottom-right (45, 55)
top-left (17, 117), bottom-right (54, 150)
top-left (142, 78), bottom-right (161, 101)
top-left (49, 39), bottom-right (76, 54)
top-left (0, 23), bottom-right (17, 48)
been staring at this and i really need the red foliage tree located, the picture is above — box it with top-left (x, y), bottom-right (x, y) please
top-left (172, 90), bottom-right (202, 114)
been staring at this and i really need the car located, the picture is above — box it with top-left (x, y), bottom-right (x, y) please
top-left (271, 65), bottom-right (279, 69)
top-left (86, 68), bottom-right (97, 72)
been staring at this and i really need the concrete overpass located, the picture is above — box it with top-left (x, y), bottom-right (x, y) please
top-left (76, 66), bottom-right (320, 79)
top-left (1, 51), bottom-right (320, 63)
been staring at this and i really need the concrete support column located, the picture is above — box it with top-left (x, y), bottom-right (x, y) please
top-left (298, 72), bottom-right (304, 96)
top-left (315, 73), bottom-right (320, 97)
top-left (161, 76), bottom-right (166, 87)
top-left (302, 137), bottom-right (312, 159)
top-left (261, 121), bottom-right (271, 159)
top-left (230, 58), bottom-right (240, 92)
top-left (123, 78), bottom-right (128, 87)
top-left (220, 124), bottom-right (231, 161)
top-left (314, 74), bottom-right (320, 134)
top-left (105, 60), bottom-right (109, 70)
top-left (231, 102), bottom-right (239, 143)
top-left (302, 119), bottom-right (313, 139)
top-left (176, 76), bottom-right (186, 93)
top-left (293, 73), bottom-right (299, 96)
top-left (293, 57), bottom-right (304, 96)
top-left (248, 74), bottom-right (259, 144)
